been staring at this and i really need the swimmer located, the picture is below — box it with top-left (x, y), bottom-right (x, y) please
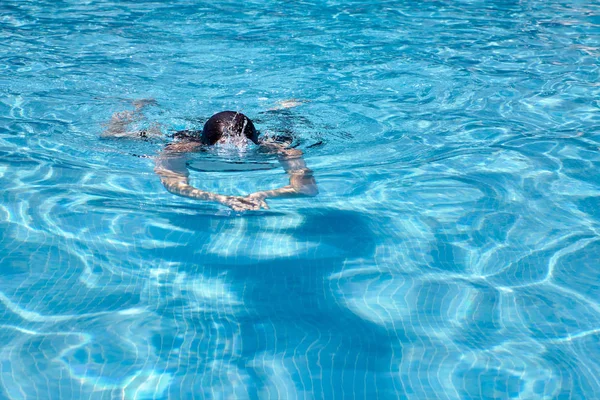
top-left (103, 102), bottom-right (317, 211)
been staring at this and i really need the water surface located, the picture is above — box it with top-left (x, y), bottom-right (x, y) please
top-left (1, 0), bottom-right (600, 399)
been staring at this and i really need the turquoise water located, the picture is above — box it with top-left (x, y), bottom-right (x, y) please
top-left (1, 0), bottom-right (600, 398)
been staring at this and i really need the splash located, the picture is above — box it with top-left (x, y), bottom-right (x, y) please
top-left (214, 112), bottom-right (250, 156)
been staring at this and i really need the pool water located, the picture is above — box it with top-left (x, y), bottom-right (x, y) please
top-left (1, 0), bottom-right (600, 399)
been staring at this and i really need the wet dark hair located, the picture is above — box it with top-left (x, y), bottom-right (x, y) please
top-left (201, 111), bottom-right (258, 145)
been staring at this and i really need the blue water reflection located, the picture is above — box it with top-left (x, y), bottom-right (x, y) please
top-left (1, 0), bottom-right (600, 398)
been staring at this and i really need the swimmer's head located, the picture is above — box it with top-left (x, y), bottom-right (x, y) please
top-left (201, 111), bottom-right (259, 146)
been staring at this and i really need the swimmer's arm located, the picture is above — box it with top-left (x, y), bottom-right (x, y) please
top-left (154, 145), bottom-right (224, 202)
top-left (248, 144), bottom-right (318, 201)
top-left (155, 160), bottom-right (221, 202)
top-left (154, 142), bottom-right (265, 211)
top-left (101, 99), bottom-right (160, 138)
top-left (101, 109), bottom-right (141, 138)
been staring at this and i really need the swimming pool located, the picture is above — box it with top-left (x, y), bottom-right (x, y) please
top-left (1, 0), bottom-right (599, 398)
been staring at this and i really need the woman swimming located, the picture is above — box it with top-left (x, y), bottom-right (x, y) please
top-left (103, 102), bottom-right (318, 211)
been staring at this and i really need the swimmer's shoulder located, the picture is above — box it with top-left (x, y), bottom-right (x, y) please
top-left (165, 138), bottom-right (204, 153)
top-left (163, 129), bottom-right (205, 153)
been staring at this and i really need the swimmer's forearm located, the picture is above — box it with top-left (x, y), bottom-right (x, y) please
top-left (249, 159), bottom-right (318, 200)
top-left (270, 146), bottom-right (318, 195)
top-left (250, 172), bottom-right (318, 200)
top-left (160, 177), bottom-right (268, 211)
top-left (160, 177), bottom-right (225, 203)
top-left (155, 158), bottom-right (224, 203)
top-left (250, 186), bottom-right (298, 199)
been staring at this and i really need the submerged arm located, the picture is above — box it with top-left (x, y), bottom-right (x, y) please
top-left (154, 142), bottom-right (266, 211)
top-left (246, 143), bottom-right (318, 204)
top-left (101, 99), bottom-right (160, 138)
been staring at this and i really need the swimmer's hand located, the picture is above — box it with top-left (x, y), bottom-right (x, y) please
top-left (218, 195), bottom-right (269, 212)
top-left (245, 192), bottom-right (270, 209)
top-left (268, 99), bottom-right (307, 111)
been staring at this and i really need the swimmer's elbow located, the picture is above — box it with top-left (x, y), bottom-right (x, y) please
top-left (299, 184), bottom-right (319, 197)
top-left (158, 175), bottom-right (189, 197)
top-left (291, 173), bottom-right (318, 196)
top-left (290, 173), bottom-right (319, 197)
top-left (160, 178), bottom-right (181, 196)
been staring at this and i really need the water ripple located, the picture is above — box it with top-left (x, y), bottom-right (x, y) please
top-left (2, 0), bottom-right (600, 398)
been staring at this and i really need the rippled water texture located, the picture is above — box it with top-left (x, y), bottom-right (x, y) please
top-left (1, 0), bottom-right (600, 399)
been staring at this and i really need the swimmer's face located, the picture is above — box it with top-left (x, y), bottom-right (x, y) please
top-left (201, 111), bottom-right (258, 146)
